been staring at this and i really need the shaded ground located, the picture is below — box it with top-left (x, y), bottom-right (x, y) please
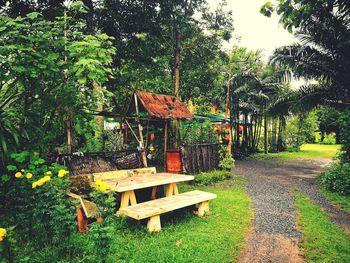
top-left (234, 157), bottom-right (350, 263)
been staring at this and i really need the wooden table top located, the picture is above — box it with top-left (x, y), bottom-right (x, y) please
top-left (102, 173), bottom-right (194, 192)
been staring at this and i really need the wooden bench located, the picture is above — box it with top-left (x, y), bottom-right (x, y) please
top-left (118, 190), bottom-right (217, 232)
top-left (68, 167), bottom-right (158, 231)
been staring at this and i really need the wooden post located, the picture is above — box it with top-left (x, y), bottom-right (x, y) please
top-left (225, 64), bottom-right (233, 155)
top-left (134, 93), bottom-right (148, 167)
top-left (66, 118), bottom-right (72, 155)
top-left (119, 117), bottom-right (123, 148)
top-left (164, 121), bottom-right (168, 171)
top-left (264, 114), bottom-right (268, 154)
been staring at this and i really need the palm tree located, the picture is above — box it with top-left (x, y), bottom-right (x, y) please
top-left (271, 0), bottom-right (350, 109)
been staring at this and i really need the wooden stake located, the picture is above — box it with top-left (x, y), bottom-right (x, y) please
top-left (119, 117), bottom-right (123, 148)
top-left (164, 121), bottom-right (168, 171)
top-left (134, 93), bottom-right (148, 167)
top-left (66, 118), bottom-right (72, 155)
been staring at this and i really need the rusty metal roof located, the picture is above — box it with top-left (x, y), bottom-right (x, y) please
top-left (132, 91), bottom-right (192, 120)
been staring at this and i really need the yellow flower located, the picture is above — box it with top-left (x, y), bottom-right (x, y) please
top-left (43, 175), bottom-right (51, 182)
top-left (0, 228), bottom-right (6, 237)
top-left (15, 172), bottom-right (22, 178)
top-left (57, 169), bottom-right (68, 178)
top-left (95, 180), bottom-right (102, 186)
top-left (0, 228), bottom-right (6, 241)
top-left (25, 173), bottom-right (33, 179)
top-left (94, 180), bottom-right (108, 191)
top-left (37, 177), bottom-right (46, 186)
top-left (32, 181), bottom-right (38, 188)
top-left (45, 171), bottom-right (52, 175)
top-left (99, 182), bottom-right (108, 192)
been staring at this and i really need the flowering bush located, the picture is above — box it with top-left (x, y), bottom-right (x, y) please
top-left (0, 151), bottom-right (75, 251)
top-left (0, 228), bottom-right (6, 242)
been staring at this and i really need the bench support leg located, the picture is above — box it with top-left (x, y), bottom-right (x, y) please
top-left (77, 206), bottom-right (89, 232)
top-left (198, 201), bottom-right (210, 217)
top-left (147, 215), bottom-right (161, 233)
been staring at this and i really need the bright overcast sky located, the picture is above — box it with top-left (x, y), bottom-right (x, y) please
top-left (208, 0), bottom-right (297, 61)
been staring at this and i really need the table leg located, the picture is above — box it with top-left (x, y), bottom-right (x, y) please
top-left (165, 183), bottom-right (179, 197)
top-left (120, 190), bottom-right (137, 208)
top-left (151, 186), bottom-right (157, 200)
top-left (129, 190), bottom-right (137, 206)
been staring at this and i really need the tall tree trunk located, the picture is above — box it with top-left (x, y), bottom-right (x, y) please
top-left (174, 25), bottom-right (180, 98)
top-left (270, 117), bottom-right (278, 152)
top-left (171, 24), bottom-right (181, 148)
top-left (264, 114), bottom-right (268, 154)
top-left (93, 81), bottom-right (104, 138)
top-left (235, 99), bottom-right (240, 149)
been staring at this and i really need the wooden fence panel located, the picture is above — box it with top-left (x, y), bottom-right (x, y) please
top-left (181, 143), bottom-right (221, 174)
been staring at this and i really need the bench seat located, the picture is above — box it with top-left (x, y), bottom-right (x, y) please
top-left (118, 190), bottom-right (217, 232)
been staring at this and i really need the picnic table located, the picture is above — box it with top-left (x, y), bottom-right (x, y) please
top-left (101, 172), bottom-right (195, 209)
top-left (70, 168), bottom-right (216, 232)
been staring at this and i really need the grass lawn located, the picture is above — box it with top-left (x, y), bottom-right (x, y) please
top-left (254, 144), bottom-right (341, 160)
top-left (294, 192), bottom-right (350, 263)
top-left (320, 188), bottom-right (350, 213)
top-left (108, 176), bottom-right (252, 263)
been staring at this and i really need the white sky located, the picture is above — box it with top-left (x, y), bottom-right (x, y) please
top-left (207, 0), bottom-right (304, 88)
top-left (208, 0), bottom-right (297, 61)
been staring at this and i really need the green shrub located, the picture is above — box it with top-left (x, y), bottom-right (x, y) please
top-left (103, 127), bottom-right (122, 152)
top-left (339, 110), bottom-right (350, 163)
top-left (0, 151), bottom-right (76, 261)
top-left (285, 112), bottom-right (319, 150)
top-left (319, 163), bottom-right (350, 195)
top-left (89, 189), bottom-right (118, 262)
top-left (219, 144), bottom-right (235, 170)
top-left (321, 133), bottom-right (337, 145)
top-left (194, 170), bottom-right (233, 185)
top-left (181, 120), bottom-right (219, 145)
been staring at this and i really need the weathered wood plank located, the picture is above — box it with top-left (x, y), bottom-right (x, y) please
top-left (92, 167), bottom-right (157, 181)
top-left (67, 192), bottom-right (98, 218)
top-left (118, 190), bottom-right (216, 220)
top-left (103, 173), bottom-right (194, 192)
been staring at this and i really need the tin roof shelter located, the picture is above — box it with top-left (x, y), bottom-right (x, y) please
top-left (126, 91), bottom-right (192, 120)
top-left (124, 91), bottom-right (193, 168)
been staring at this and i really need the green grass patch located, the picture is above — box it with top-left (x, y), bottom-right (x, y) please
top-left (294, 191), bottom-right (350, 263)
top-left (194, 170), bottom-right (233, 185)
top-left (109, 179), bottom-right (252, 262)
top-left (320, 188), bottom-right (350, 213)
top-left (4, 176), bottom-right (252, 262)
top-left (254, 144), bottom-right (341, 160)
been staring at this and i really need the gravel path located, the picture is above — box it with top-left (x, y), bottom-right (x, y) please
top-left (234, 157), bottom-right (350, 263)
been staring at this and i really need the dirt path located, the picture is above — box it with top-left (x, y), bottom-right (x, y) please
top-left (234, 157), bottom-right (350, 263)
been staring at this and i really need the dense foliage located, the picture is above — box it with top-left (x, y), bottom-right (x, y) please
top-left (0, 151), bottom-right (76, 261)
top-left (319, 163), bottom-right (350, 195)
top-left (194, 170), bottom-right (233, 185)
top-left (0, 5), bottom-right (115, 157)
top-left (339, 110), bottom-right (350, 163)
top-left (268, 0), bottom-right (350, 108)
